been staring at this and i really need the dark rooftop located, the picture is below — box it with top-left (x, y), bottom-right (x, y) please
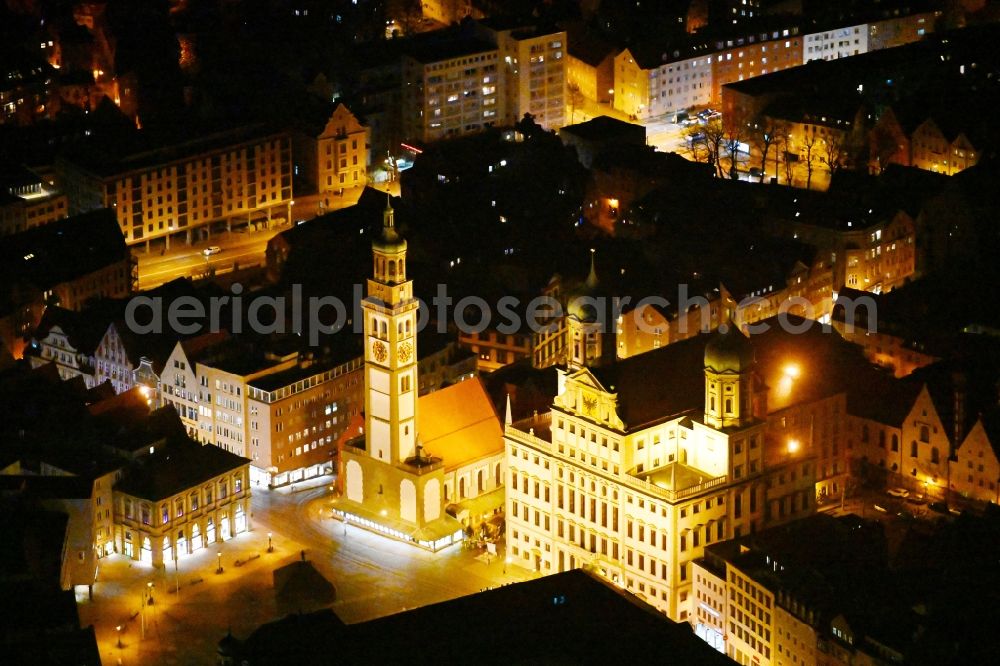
top-left (403, 36), bottom-right (497, 64)
top-left (231, 569), bottom-right (731, 665)
top-left (559, 115), bottom-right (646, 142)
top-left (115, 438), bottom-right (248, 501)
top-left (0, 208), bottom-right (128, 295)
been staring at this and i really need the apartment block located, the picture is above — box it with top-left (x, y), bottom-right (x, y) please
top-left (693, 514), bottom-right (905, 664)
top-left (401, 37), bottom-right (501, 143)
top-left (479, 19), bottom-right (567, 129)
top-left (58, 125), bottom-right (293, 249)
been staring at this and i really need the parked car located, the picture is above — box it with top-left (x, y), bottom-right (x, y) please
top-left (905, 496), bottom-right (927, 505)
top-left (887, 487), bottom-right (909, 498)
top-left (203, 246), bottom-right (222, 256)
top-left (873, 503), bottom-right (888, 513)
top-left (748, 167), bottom-right (763, 178)
top-left (928, 501), bottom-right (950, 514)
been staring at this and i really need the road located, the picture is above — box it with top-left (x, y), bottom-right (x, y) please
top-left (81, 477), bottom-right (528, 665)
top-left (134, 188), bottom-right (370, 291)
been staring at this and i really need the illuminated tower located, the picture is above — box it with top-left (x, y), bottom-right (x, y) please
top-left (362, 196), bottom-right (419, 464)
top-left (566, 249), bottom-right (612, 369)
top-left (703, 322), bottom-right (754, 429)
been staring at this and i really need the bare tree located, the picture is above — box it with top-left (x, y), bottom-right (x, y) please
top-left (694, 117), bottom-right (727, 178)
top-left (567, 81), bottom-right (585, 123)
top-left (820, 132), bottom-right (849, 178)
top-left (750, 116), bottom-right (781, 182)
top-left (724, 122), bottom-right (746, 179)
top-left (802, 133), bottom-right (820, 190)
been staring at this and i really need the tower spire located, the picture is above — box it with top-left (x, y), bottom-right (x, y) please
top-left (384, 191), bottom-right (395, 229)
top-left (586, 248), bottom-right (598, 289)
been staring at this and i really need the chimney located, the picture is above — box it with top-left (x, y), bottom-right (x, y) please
top-left (953, 371), bottom-right (967, 446)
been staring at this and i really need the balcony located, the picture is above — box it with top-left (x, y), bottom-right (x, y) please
top-left (506, 418), bottom-right (728, 503)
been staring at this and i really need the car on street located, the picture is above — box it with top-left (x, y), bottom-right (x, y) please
top-left (887, 487), bottom-right (909, 498)
top-left (203, 246), bottom-right (222, 256)
top-left (873, 503), bottom-right (888, 513)
top-left (929, 501), bottom-right (950, 514)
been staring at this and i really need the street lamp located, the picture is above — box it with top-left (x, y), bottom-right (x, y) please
top-left (146, 581), bottom-right (154, 606)
top-left (116, 624), bottom-right (123, 648)
top-left (504, 556), bottom-right (511, 574)
top-left (267, 532), bottom-right (273, 553)
top-left (787, 439), bottom-right (800, 456)
top-left (216, 552), bottom-right (223, 574)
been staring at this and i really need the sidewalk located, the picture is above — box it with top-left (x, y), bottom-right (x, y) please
top-left (81, 528), bottom-right (310, 665)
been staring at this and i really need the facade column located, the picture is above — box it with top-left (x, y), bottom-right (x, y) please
top-left (152, 536), bottom-right (164, 568)
top-left (244, 498), bottom-right (253, 532)
top-left (214, 511), bottom-right (223, 543)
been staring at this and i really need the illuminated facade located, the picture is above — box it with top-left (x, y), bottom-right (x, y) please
top-left (195, 353), bottom-right (298, 458)
top-left (693, 514), bottom-right (906, 664)
top-left (313, 103), bottom-right (369, 197)
top-left (247, 357), bottom-right (364, 487)
top-left (113, 444), bottom-right (252, 567)
top-left (952, 416), bottom-right (1000, 503)
top-left (614, 48), bottom-right (713, 120)
top-left (710, 28), bottom-right (802, 107)
top-left (803, 24), bottom-right (868, 62)
top-left (483, 22), bottom-right (567, 130)
top-left (336, 198), bottom-right (503, 549)
top-left (59, 127), bottom-right (293, 249)
top-left (401, 41), bottom-right (501, 143)
top-left (0, 171), bottom-right (67, 236)
top-left (504, 327), bottom-right (815, 621)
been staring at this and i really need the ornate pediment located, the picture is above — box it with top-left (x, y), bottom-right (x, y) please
top-left (555, 368), bottom-right (624, 430)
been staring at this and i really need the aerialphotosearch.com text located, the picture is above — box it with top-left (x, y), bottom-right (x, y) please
top-left (124, 282), bottom-right (878, 345)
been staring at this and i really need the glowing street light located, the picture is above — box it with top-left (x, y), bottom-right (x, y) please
top-left (216, 552), bottom-right (223, 574)
top-left (783, 363), bottom-right (801, 379)
top-left (787, 439), bottom-right (800, 455)
top-left (116, 624), bottom-right (123, 648)
top-left (267, 532), bottom-right (273, 553)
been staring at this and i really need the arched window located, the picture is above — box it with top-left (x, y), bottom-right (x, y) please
top-left (931, 447), bottom-right (940, 464)
top-left (891, 434), bottom-right (899, 452)
top-left (388, 260), bottom-right (396, 278)
top-left (380, 321), bottom-right (387, 337)
top-left (477, 470), bottom-right (484, 493)
top-left (459, 477), bottom-right (466, 499)
top-left (495, 463), bottom-right (501, 485)
top-left (919, 425), bottom-right (930, 443)
top-left (910, 441), bottom-right (918, 457)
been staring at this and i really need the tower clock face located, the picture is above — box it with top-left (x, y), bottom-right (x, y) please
top-left (372, 340), bottom-right (388, 363)
top-left (398, 341), bottom-right (413, 363)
